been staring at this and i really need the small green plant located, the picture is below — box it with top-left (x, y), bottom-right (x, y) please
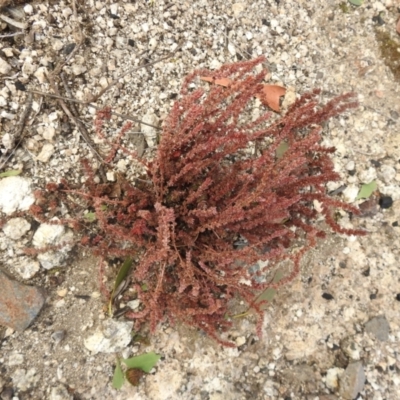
top-left (112, 352), bottom-right (161, 389)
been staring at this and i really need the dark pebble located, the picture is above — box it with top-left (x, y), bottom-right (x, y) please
top-left (370, 159), bottom-right (381, 168)
top-left (390, 110), bottom-right (399, 120)
top-left (379, 196), bottom-right (393, 209)
top-left (128, 39), bottom-right (135, 47)
top-left (392, 221), bottom-right (399, 227)
top-left (14, 80), bottom-right (26, 91)
top-left (322, 293), bottom-right (334, 300)
top-left (396, 293), bottom-right (400, 302)
top-left (372, 14), bottom-right (385, 26)
top-left (62, 43), bottom-right (76, 55)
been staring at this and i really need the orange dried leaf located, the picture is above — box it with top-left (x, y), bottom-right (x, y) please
top-left (201, 76), bottom-right (286, 112)
top-left (256, 85), bottom-right (286, 113)
top-left (200, 76), bottom-right (233, 87)
top-left (397, 18), bottom-right (400, 35)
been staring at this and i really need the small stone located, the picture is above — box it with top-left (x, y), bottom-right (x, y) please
top-left (13, 258), bottom-right (40, 280)
top-left (0, 177), bottom-right (35, 215)
top-left (149, 37), bottom-right (158, 50)
top-left (127, 299), bottom-right (140, 310)
top-left (33, 222), bottom-right (73, 269)
top-left (49, 384), bottom-right (73, 400)
top-left (342, 185), bottom-right (359, 203)
top-left (24, 4), bottom-right (33, 14)
top-left (0, 57), bottom-right (12, 75)
top-left (2, 218), bottom-right (31, 240)
top-left (326, 367), bottom-right (344, 390)
top-left (227, 43), bottom-right (236, 56)
top-left (22, 58), bottom-right (37, 76)
top-left (322, 292), bottom-right (334, 300)
top-left (141, 111), bottom-right (159, 147)
top-left (379, 165), bottom-right (396, 183)
top-left (106, 171), bottom-right (115, 181)
top-left (345, 161), bottom-right (355, 171)
top-left (53, 39), bottom-right (64, 51)
top-left (37, 143), bottom-right (55, 162)
top-left (235, 336), bottom-right (246, 347)
top-left (8, 352), bottom-right (24, 366)
top-left (43, 126), bottom-right (56, 141)
top-left (71, 64), bottom-right (87, 76)
top-left (339, 362), bottom-right (365, 400)
top-left (83, 319), bottom-right (134, 354)
top-left (57, 288), bottom-right (68, 297)
top-left (379, 196), bottom-right (393, 209)
top-left (358, 167), bottom-right (377, 184)
top-left (2, 133), bottom-right (14, 150)
top-left (34, 66), bottom-right (48, 84)
top-left (232, 2), bottom-right (246, 17)
top-left (341, 337), bottom-right (361, 360)
top-left (365, 315), bottom-right (390, 341)
top-left (51, 330), bottom-right (66, 346)
top-left (12, 368), bottom-right (39, 391)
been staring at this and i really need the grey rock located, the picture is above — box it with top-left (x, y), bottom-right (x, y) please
top-left (339, 361), bottom-right (365, 400)
top-left (365, 315), bottom-right (390, 342)
top-left (0, 270), bottom-right (45, 331)
top-left (0, 177), bottom-right (35, 215)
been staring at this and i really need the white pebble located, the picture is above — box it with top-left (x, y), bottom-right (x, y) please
top-left (0, 57), bottom-right (12, 75)
top-left (24, 4), bottom-right (34, 14)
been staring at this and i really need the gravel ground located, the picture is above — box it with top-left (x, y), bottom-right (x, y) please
top-left (0, 0), bottom-right (399, 399)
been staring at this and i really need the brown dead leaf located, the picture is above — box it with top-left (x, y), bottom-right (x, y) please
top-left (200, 76), bottom-right (286, 112)
top-left (256, 84), bottom-right (286, 113)
top-left (397, 18), bottom-right (400, 35)
top-left (200, 76), bottom-right (233, 87)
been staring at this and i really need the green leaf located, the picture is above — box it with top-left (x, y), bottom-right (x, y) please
top-left (84, 212), bottom-right (97, 222)
top-left (257, 287), bottom-right (277, 303)
top-left (272, 269), bottom-right (284, 283)
top-left (121, 352), bottom-right (161, 373)
top-left (112, 359), bottom-right (125, 389)
top-left (276, 141), bottom-right (289, 159)
top-left (113, 257), bottom-right (133, 295)
top-left (108, 257), bottom-right (133, 315)
top-left (0, 170), bottom-right (22, 178)
top-left (255, 269), bottom-right (284, 305)
top-left (356, 181), bottom-right (377, 200)
top-left (348, 0), bottom-right (363, 6)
